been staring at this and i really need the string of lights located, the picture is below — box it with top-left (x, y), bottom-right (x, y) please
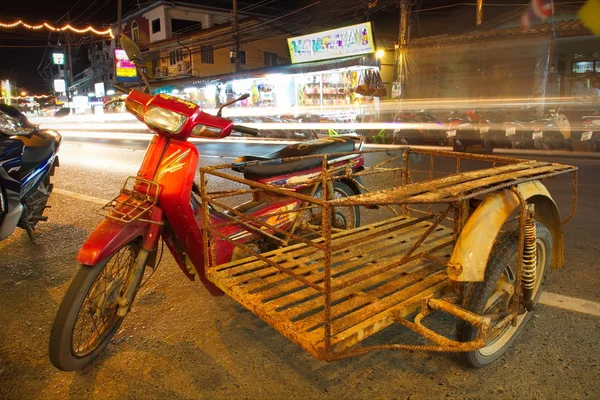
top-left (11, 94), bottom-right (52, 99)
top-left (0, 20), bottom-right (113, 38)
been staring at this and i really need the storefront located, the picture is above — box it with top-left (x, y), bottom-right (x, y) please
top-left (151, 22), bottom-right (384, 117)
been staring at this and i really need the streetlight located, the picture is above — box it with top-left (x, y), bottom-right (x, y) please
top-left (20, 91), bottom-right (27, 97)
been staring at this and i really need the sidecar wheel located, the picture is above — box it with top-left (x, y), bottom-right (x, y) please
top-left (49, 242), bottom-right (141, 371)
top-left (456, 223), bottom-right (551, 368)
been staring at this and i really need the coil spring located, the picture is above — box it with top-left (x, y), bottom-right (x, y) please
top-left (521, 216), bottom-right (537, 291)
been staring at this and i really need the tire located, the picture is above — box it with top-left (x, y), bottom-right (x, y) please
top-left (307, 181), bottom-right (360, 230)
top-left (452, 139), bottom-right (467, 152)
top-left (483, 139), bottom-right (495, 154)
top-left (456, 223), bottom-right (552, 368)
top-left (542, 142), bottom-right (553, 151)
top-left (49, 242), bottom-right (141, 371)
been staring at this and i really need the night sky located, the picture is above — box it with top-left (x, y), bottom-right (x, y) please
top-left (0, 0), bottom-right (301, 93)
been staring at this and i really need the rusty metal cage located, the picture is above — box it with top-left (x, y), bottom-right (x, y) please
top-left (199, 147), bottom-right (577, 360)
top-left (99, 176), bottom-right (162, 224)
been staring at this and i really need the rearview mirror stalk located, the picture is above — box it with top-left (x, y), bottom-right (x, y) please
top-left (217, 93), bottom-right (250, 117)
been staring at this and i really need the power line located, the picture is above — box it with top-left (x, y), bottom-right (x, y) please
top-left (71, 0), bottom-right (101, 23)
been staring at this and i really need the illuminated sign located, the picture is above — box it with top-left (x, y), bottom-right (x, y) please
top-left (1, 80), bottom-right (12, 105)
top-left (52, 53), bottom-right (65, 65)
top-left (114, 48), bottom-right (137, 83)
top-left (94, 82), bottom-right (105, 97)
top-left (54, 79), bottom-right (66, 93)
top-left (287, 22), bottom-right (375, 64)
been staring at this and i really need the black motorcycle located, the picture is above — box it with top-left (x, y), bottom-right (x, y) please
top-left (392, 110), bottom-right (446, 146)
top-left (0, 103), bottom-right (61, 241)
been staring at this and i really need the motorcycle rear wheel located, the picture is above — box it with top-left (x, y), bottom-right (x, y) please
top-left (306, 181), bottom-right (360, 231)
top-left (49, 241), bottom-right (141, 371)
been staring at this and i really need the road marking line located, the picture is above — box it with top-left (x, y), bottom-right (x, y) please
top-left (539, 292), bottom-right (600, 317)
top-left (53, 188), bottom-right (108, 205)
top-left (52, 188), bottom-right (600, 318)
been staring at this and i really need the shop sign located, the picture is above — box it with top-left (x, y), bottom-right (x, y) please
top-left (52, 53), bottom-right (65, 65)
top-left (95, 82), bottom-right (105, 97)
top-left (114, 48), bottom-right (138, 82)
top-left (287, 22), bottom-right (375, 64)
top-left (53, 79), bottom-right (66, 93)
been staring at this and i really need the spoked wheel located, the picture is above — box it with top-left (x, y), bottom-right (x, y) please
top-left (452, 139), bottom-right (467, 152)
top-left (305, 181), bottom-right (360, 231)
top-left (49, 242), bottom-right (142, 371)
top-left (456, 223), bottom-right (551, 367)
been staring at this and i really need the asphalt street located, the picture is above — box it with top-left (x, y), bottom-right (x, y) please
top-left (0, 138), bottom-right (599, 399)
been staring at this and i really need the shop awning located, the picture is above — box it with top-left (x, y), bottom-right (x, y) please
top-left (150, 54), bottom-right (379, 91)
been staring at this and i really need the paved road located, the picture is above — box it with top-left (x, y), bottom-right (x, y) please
top-left (1, 139), bottom-right (598, 399)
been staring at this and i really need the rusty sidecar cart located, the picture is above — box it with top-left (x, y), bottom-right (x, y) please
top-left (198, 147), bottom-right (577, 367)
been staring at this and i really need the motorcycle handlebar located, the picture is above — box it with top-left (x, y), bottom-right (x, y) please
top-left (233, 124), bottom-right (259, 136)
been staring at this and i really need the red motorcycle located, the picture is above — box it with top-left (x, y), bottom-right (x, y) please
top-left (49, 37), bottom-right (364, 371)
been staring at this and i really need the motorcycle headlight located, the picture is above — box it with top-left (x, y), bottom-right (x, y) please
top-left (144, 106), bottom-right (188, 135)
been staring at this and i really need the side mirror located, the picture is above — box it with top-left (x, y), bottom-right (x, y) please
top-left (119, 34), bottom-right (150, 93)
top-left (216, 93), bottom-right (250, 117)
top-left (120, 34), bottom-right (143, 65)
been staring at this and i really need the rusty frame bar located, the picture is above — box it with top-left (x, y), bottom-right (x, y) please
top-left (561, 169), bottom-right (578, 225)
top-left (207, 198), bottom-right (327, 251)
top-left (199, 146), bottom-right (577, 360)
top-left (207, 228), bottom-right (327, 293)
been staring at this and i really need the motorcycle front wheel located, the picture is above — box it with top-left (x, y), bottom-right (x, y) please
top-left (49, 241), bottom-right (141, 371)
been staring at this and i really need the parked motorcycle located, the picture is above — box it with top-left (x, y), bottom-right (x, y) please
top-left (49, 35), bottom-right (365, 371)
top-left (503, 106), bottom-right (539, 149)
top-left (477, 109), bottom-right (508, 150)
top-left (445, 110), bottom-right (493, 152)
top-left (532, 108), bottom-right (572, 151)
top-left (0, 104), bottom-right (60, 241)
top-left (576, 111), bottom-right (600, 151)
top-left (392, 110), bottom-right (446, 146)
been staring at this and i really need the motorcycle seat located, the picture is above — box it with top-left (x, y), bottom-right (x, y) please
top-left (233, 137), bottom-right (356, 179)
top-left (19, 130), bottom-right (60, 171)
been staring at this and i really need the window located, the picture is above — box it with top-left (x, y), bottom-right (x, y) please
top-left (264, 52), bottom-right (278, 66)
top-left (169, 49), bottom-right (183, 65)
top-left (171, 18), bottom-right (202, 34)
top-left (201, 45), bottom-right (214, 64)
top-left (572, 61), bottom-right (595, 73)
top-left (152, 18), bottom-right (161, 34)
top-left (131, 21), bottom-right (139, 43)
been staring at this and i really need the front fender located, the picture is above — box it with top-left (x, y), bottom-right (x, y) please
top-left (77, 217), bottom-right (149, 265)
top-left (447, 180), bottom-right (563, 282)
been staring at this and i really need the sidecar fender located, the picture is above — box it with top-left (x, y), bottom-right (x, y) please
top-left (447, 180), bottom-right (563, 282)
top-left (77, 218), bottom-right (149, 266)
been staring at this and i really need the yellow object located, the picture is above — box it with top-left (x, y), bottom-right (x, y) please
top-left (578, 0), bottom-right (600, 35)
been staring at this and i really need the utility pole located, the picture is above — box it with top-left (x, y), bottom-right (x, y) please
top-left (117, 0), bottom-right (123, 44)
top-left (476, 0), bottom-right (484, 25)
top-left (233, 0), bottom-right (241, 73)
top-left (66, 12), bottom-right (73, 98)
top-left (393, 0), bottom-right (409, 98)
